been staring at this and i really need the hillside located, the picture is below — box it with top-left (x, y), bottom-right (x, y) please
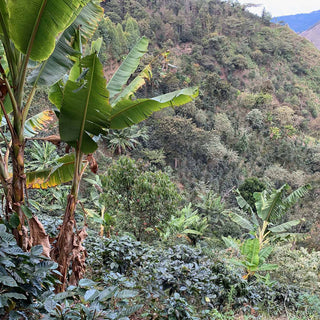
top-left (1, 1), bottom-right (320, 318)
top-left (97, 0), bottom-right (320, 230)
top-left (301, 21), bottom-right (320, 49)
top-left (273, 9), bottom-right (320, 33)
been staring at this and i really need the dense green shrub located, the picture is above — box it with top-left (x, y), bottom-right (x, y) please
top-left (99, 236), bottom-right (319, 317)
top-left (0, 225), bottom-right (58, 319)
top-left (100, 157), bottom-right (181, 241)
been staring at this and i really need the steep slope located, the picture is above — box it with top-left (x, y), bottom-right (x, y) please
top-left (301, 21), bottom-right (320, 49)
top-left (272, 10), bottom-right (320, 33)
top-left (98, 0), bottom-right (320, 231)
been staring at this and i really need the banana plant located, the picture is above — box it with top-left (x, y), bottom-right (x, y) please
top-left (224, 184), bottom-right (310, 278)
top-left (159, 203), bottom-right (208, 245)
top-left (0, 0), bottom-right (103, 253)
top-left (46, 36), bottom-right (198, 291)
top-left (229, 184), bottom-right (310, 247)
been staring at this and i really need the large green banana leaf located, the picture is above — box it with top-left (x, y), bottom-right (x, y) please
top-left (241, 238), bottom-right (260, 271)
top-left (7, 0), bottom-right (87, 61)
top-left (59, 53), bottom-right (111, 154)
top-left (26, 154), bottom-right (75, 189)
top-left (28, 0), bottom-right (103, 86)
top-left (107, 37), bottom-right (149, 101)
top-left (228, 211), bottom-right (254, 231)
top-left (283, 184), bottom-right (311, 210)
top-left (268, 219), bottom-right (301, 233)
top-left (111, 65), bottom-right (152, 106)
top-left (254, 185), bottom-right (287, 222)
top-left (110, 87), bottom-right (198, 129)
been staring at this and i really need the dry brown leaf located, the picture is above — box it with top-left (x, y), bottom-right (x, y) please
top-left (28, 216), bottom-right (51, 257)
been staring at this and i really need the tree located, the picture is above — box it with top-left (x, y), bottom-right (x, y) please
top-left (100, 156), bottom-right (181, 241)
top-left (0, 0), bottom-right (103, 252)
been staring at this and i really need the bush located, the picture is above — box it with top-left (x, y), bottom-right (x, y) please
top-left (100, 236), bottom-right (318, 316)
top-left (100, 157), bottom-right (181, 241)
top-left (0, 225), bottom-right (58, 319)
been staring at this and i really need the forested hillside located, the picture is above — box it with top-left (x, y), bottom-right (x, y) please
top-left (99, 0), bottom-right (320, 231)
top-left (1, 0), bottom-right (320, 319)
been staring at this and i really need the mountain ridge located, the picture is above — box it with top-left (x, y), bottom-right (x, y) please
top-left (272, 10), bottom-right (320, 33)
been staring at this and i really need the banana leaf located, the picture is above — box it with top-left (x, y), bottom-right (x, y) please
top-left (28, 0), bottom-right (103, 85)
top-left (26, 154), bottom-right (75, 189)
top-left (107, 37), bottom-right (149, 100)
top-left (24, 110), bottom-right (55, 138)
top-left (8, 0), bottom-right (87, 61)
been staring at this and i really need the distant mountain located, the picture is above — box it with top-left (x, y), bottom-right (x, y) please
top-left (272, 10), bottom-right (320, 33)
top-left (301, 21), bottom-right (320, 49)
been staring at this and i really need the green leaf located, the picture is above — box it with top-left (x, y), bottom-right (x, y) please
top-left (268, 219), bottom-right (301, 233)
top-left (111, 65), bottom-right (152, 106)
top-left (110, 87), bottom-right (198, 129)
top-left (28, 1), bottom-right (103, 85)
top-left (236, 191), bottom-right (254, 215)
top-left (8, 0), bottom-right (87, 61)
top-left (31, 245), bottom-right (43, 256)
top-left (228, 211), bottom-right (254, 231)
top-left (1, 293), bottom-right (26, 300)
top-left (259, 246), bottom-right (273, 264)
top-left (0, 275), bottom-right (17, 287)
top-left (84, 288), bottom-right (99, 302)
top-left (49, 82), bottom-right (63, 110)
top-left (116, 289), bottom-right (138, 299)
top-left (44, 298), bottom-right (57, 313)
top-left (258, 263), bottom-right (278, 271)
top-left (254, 185), bottom-right (288, 222)
top-left (59, 54), bottom-right (111, 153)
top-left (24, 110), bottom-right (55, 138)
top-left (98, 286), bottom-right (117, 301)
top-left (241, 238), bottom-right (260, 271)
top-left (0, 2), bottom-right (9, 35)
top-left (283, 184), bottom-right (311, 210)
top-left (26, 154), bottom-right (75, 189)
top-left (91, 37), bottom-right (103, 54)
top-left (20, 205), bottom-right (33, 219)
top-left (107, 37), bottom-right (149, 100)
top-left (78, 278), bottom-right (96, 288)
top-left (9, 213), bottom-right (20, 228)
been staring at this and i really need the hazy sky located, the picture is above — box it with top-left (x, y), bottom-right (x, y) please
top-left (236, 0), bottom-right (320, 17)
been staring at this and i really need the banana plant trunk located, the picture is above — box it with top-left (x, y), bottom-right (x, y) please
top-left (52, 153), bottom-right (87, 292)
top-left (11, 135), bottom-right (26, 248)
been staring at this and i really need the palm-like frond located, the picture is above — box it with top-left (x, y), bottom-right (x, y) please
top-left (107, 37), bottom-right (149, 101)
top-left (228, 211), bottom-right (254, 231)
top-left (8, 0), bottom-right (87, 61)
top-left (254, 185), bottom-right (288, 222)
top-left (268, 219), bottom-right (301, 233)
top-left (283, 184), bottom-right (311, 210)
top-left (28, 0), bottom-right (103, 85)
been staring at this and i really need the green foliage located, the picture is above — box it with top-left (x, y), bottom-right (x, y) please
top-left (269, 244), bottom-right (320, 295)
top-left (238, 177), bottom-right (266, 211)
top-left (0, 225), bottom-right (58, 318)
top-left (99, 235), bottom-right (317, 317)
top-left (159, 203), bottom-right (209, 245)
top-left (40, 277), bottom-right (142, 320)
top-left (26, 141), bottom-right (59, 171)
top-left (100, 157), bottom-right (181, 240)
top-left (106, 125), bottom-right (149, 155)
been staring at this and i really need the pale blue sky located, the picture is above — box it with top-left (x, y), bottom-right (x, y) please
top-left (236, 0), bottom-right (320, 17)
